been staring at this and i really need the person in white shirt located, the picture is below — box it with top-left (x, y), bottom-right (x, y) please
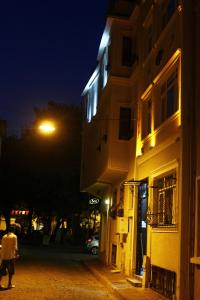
top-left (0, 226), bottom-right (19, 289)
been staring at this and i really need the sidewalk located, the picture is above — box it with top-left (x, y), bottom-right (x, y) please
top-left (83, 258), bottom-right (167, 300)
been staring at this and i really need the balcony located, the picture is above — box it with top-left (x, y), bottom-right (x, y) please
top-left (80, 103), bottom-right (131, 193)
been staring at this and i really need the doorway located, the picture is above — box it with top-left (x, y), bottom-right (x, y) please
top-left (136, 180), bottom-right (148, 275)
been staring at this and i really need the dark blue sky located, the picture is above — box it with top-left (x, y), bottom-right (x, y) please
top-left (0, 1), bottom-right (107, 134)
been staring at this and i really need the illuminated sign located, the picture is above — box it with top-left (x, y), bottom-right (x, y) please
top-left (11, 210), bottom-right (29, 216)
top-left (89, 198), bottom-right (100, 205)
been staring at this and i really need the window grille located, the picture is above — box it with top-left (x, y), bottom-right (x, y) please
top-left (146, 173), bottom-right (176, 227)
top-left (151, 265), bottom-right (176, 299)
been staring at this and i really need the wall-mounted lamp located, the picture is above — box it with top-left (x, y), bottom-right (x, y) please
top-left (105, 199), bottom-right (110, 205)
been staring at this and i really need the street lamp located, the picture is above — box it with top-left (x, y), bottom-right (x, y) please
top-left (38, 120), bottom-right (56, 136)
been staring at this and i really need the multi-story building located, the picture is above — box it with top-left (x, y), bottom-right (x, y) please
top-left (81, 1), bottom-right (199, 299)
top-left (189, 1), bottom-right (200, 300)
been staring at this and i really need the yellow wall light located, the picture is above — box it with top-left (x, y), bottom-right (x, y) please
top-left (150, 132), bottom-right (156, 148)
top-left (104, 199), bottom-right (110, 206)
top-left (136, 137), bottom-right (143, 157)
top-left (38, 120), bottom-right (56, 135)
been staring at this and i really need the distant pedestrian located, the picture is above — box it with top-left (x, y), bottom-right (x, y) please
top-left (0, 225), bottom-right (19, 289)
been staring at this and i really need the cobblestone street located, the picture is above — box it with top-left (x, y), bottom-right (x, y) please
top-left (0, 245), bottom-right (117, 300)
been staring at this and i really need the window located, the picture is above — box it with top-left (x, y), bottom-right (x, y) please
top-left (160, 0), bottom-right (177, 31)
top-left (122, 36), bottom-right (132, 66)
top-left (142, 99), bottom-right (152, 139)
top-left (101, 47), bottom-right (109, 88)
top-left (112, 189), bottom-right (117, 208)
top-left (85, 75), bottom-right (99, 123)
top-left (167, 0), bottom-right (176, 19)
top-left (153, 172), bottom-right (176, 226)
top-left (118, 107), bottom-right (133, 140)
top-left (160, 68), bottom-right (178, 124)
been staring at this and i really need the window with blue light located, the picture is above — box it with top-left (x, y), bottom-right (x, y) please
top-left (86, 75), bottom-right (99, 123)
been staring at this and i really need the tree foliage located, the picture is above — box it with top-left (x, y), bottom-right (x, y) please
top-left (0, 102), bottom-right (85, 233)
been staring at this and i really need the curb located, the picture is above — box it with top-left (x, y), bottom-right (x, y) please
top-left (82, 261), bottom-right (127, 300)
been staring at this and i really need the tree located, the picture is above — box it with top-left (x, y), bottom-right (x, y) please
top-left (0, 101), bottom-right (84, 241)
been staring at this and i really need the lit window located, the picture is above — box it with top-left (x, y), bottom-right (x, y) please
top-left (86, 75), bottom-right (99, 122)
top-left (100, 46), bottom-right (109, 89)
top-left (103, 48), bottom-right (109, 87)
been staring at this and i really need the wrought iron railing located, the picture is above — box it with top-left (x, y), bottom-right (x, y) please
top-left (146, 209), bottom-right (175, 227)
top-left (151, 265), bottom-right (176, 299)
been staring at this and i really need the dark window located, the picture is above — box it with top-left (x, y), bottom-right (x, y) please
top-left (161, 0), bottom-right (177, 30)
top-left (161, 84), bottom-right (166, 123)
top-left (167, 0), bottom-right (176, 20)
top-left (160, 68), bottom-right (178, 124)
top-left (119, 107), bottom-right (132, 140)
top-left (142, 99), bottom-right (152, 139)
top-left (166, 85), bottom-right (175, 118)
top-left (122, 36), bottom-right (132, 66)
top-left (112, 189), bottom-right (117, 208)
top-left (147, 100), bottom-right (152, 135)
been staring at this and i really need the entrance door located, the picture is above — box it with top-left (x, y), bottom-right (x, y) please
top-left (136, 181), bottom-right (148, 275)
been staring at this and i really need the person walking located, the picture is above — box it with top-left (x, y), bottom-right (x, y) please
top-left (0, 225), bottom-right (19, 289)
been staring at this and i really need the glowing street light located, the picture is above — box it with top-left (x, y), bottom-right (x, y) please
top-left (38, 120), bottom-right (56, 135)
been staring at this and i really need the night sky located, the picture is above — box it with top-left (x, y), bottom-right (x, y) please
top-left (0, 1), bottom-right (108, 135)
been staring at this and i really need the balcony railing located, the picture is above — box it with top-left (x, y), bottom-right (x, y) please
top-left (151, 265), bottom-right (176, 299)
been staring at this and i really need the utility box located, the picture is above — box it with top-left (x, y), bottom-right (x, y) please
top-left (116, 217), bottom-right (128, 234)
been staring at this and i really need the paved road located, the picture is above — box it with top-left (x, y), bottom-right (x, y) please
top-left (0, 245), bottom-right (117, 300)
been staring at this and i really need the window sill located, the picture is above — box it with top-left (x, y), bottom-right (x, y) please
top-left (151, 225), bottom-right (178, 233)
top-left (151, 225), bottom-right (177, 228)
top-left (190, 257), bottom-right (200, 265)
